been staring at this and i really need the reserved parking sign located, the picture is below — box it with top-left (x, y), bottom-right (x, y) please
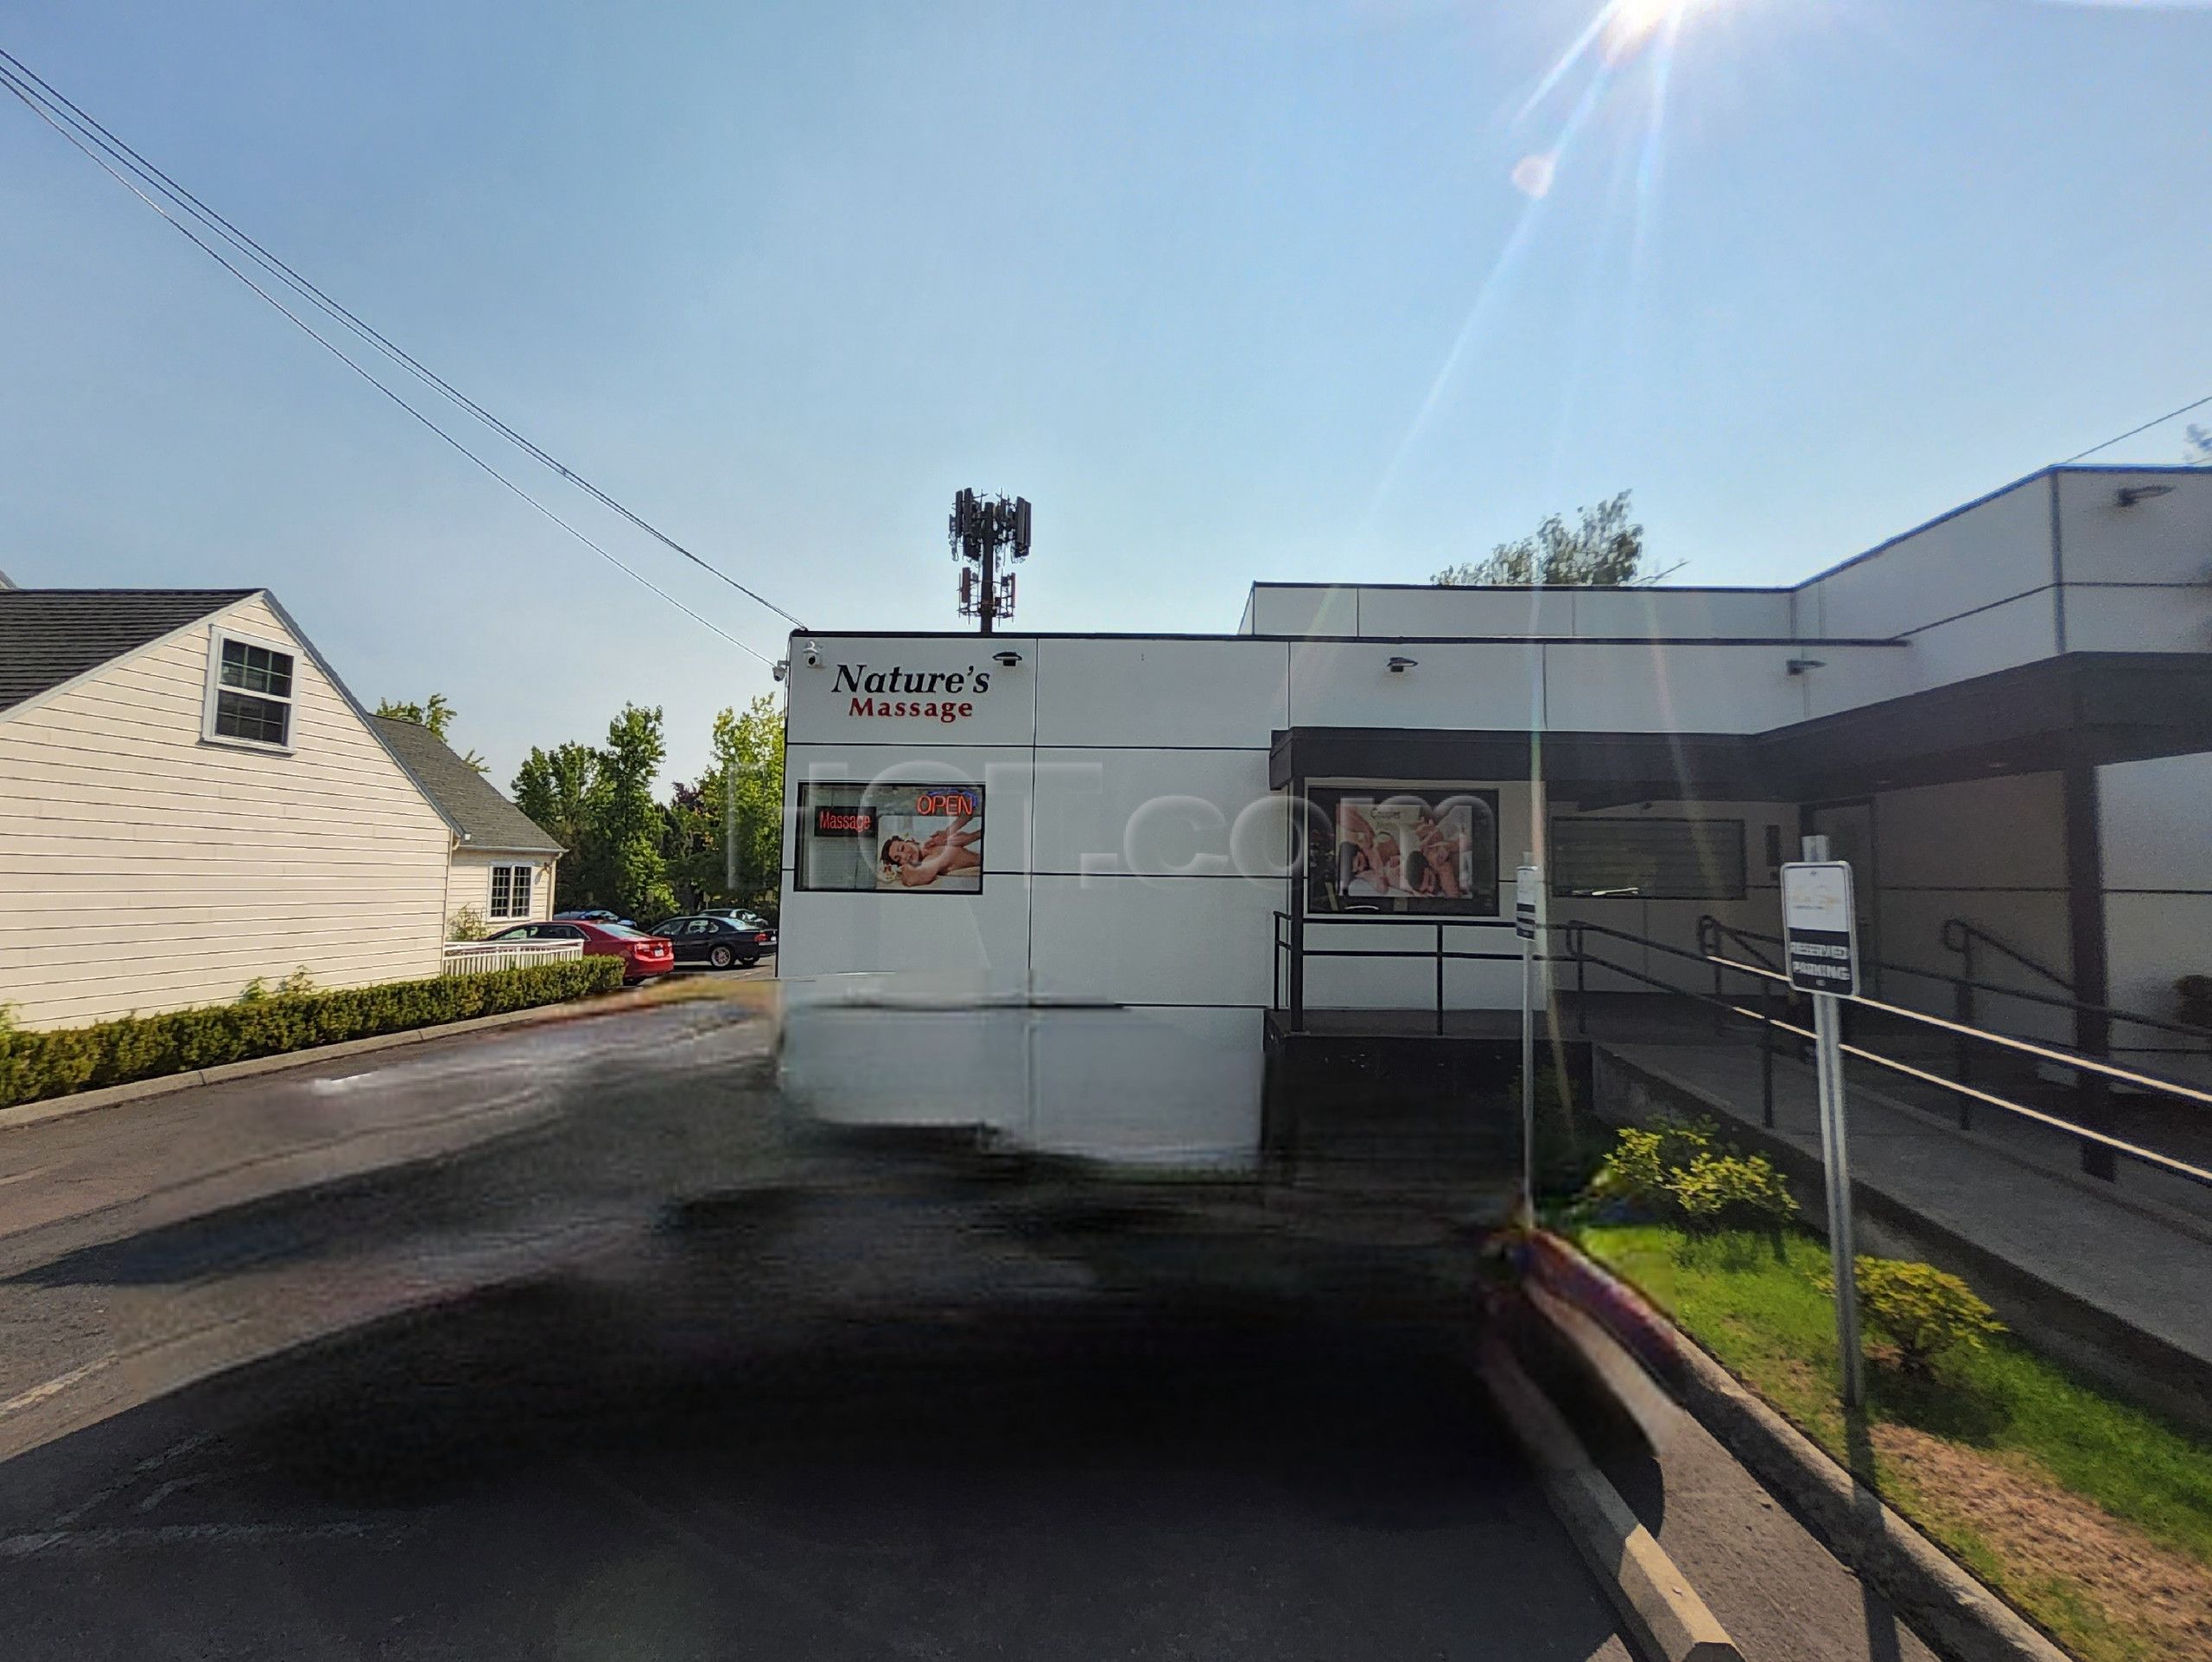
top-left (1781, 862), bottom-right (1859, 996)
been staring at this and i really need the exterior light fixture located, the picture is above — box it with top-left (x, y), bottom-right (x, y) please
top-left (1786, 658), bottom-right (1827, 675)
top-left (2117, 485), bottom-right (2175, 507)
top-left (1387, 656), bottom-right (1418, 674)
top-left (992, 648), bottom-right (1024, 668)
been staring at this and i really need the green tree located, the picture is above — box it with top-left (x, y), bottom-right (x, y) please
top-left (511, 718), bottom-right (674, 920)
top-left (376, 692), bottom-right (487, 773)
top-left (1433, 490), bottom-right (1645, 587)
top-left (592, 704), bottom-right (677, 922)
top-left (664, 695), bottom-right (785, 921)
top-left (512, 741), bottom-right (601, 857)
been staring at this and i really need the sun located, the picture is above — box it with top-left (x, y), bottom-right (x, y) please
top-left (1602, 0), bottom-right (1699, 61)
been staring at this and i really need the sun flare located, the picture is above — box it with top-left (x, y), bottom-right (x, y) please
top-left (1602, 0), bottom-right (1696, 62)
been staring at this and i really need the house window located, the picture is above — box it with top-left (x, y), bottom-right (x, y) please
top-left (203, 630), bottom-right (296, 749)
top-left (489, 864), bottom-right (534, 920)
top-left (1549, 817), bottom-right (1747, 901)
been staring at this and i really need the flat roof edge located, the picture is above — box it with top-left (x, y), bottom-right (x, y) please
top-left (790, 630), bottom-right (1908, 647)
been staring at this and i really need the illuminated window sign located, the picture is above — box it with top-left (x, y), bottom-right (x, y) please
top-left (798, 782), bottom-right (984, 894)
top-left (811, 805), bottom-right (878, 838)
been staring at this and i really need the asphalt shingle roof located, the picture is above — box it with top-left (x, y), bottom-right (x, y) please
top-left (371, 715), bottom-right (565, 855)
top-left (0, 589), bottom-right (257, 713)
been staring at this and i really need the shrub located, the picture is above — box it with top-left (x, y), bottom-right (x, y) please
top-left (1668, 1151), bottom-right (1800, 1232)
top-left (1585, 1114), bottom-right (1717, 1215)
top-left (1822, 1257), bottom-right (2005, 1377)
top-left (0, 956), bottom-right (626, 1110)
top-left (448, 907), bottom-right (488, 942)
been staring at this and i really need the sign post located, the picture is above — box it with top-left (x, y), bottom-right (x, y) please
top-left (1781, 838), bottom-right (1865, 1409)
top-left (1516, 861), bottom-right (1541, 1219)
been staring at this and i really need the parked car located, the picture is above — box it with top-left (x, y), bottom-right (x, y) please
top-left (485, 920), bottom-right (673, 982)
top-left (554, 907), bottom-right (634, 927)
top-left (702, 908), bottom-right (774, 933)
top-left (649, 913), bottom-right (778, 969)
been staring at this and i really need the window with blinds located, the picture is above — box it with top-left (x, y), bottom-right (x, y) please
top-left (1549, 817), bottom-right (1746, 901)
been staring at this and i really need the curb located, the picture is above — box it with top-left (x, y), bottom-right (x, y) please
top-left (0, 985), bottom-right (747, 1133)
top-left (1478, 1334), bottom-right (1740, 1662)
top-left (1522, 1232), bottom-right (2072, 1662)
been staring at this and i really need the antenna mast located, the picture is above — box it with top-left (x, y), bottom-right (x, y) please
top-left (949, 490), bottom-right (1032, 634)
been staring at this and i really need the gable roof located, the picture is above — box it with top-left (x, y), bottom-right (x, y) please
top-left (0, 589), bottom-right (257, 714)
top-left (369, 716), bottom-right (564, 856)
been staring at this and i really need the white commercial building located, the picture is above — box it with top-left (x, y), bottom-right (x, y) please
top-left (777, 466), bottom-right (2212, 1167)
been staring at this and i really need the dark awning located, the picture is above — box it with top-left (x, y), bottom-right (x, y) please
top-left (1268, 653), bottom-right (2212, 805)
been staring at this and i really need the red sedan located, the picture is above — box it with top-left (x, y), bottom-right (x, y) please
top-left (485, 920), bottom-right (674, 982)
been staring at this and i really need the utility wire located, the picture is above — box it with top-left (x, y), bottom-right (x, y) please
top-left (2061, 389), bottom-right (2212, 464)
top-left (0, 48), bottom-right (804, 647)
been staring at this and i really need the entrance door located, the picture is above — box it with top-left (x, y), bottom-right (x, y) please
top-left (1805, 800), bottom-right (1878, 993)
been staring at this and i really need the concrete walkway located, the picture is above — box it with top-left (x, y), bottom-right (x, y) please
top-left (1596, 1039), bottom-right (2212, 1431)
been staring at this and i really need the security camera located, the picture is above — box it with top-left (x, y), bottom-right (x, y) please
top-left (992, 649), bottom-right (1023, 668)
top-left (801, 640), bottom-right (822, 668)
top-left (771, 659), bottom-right (789, 683)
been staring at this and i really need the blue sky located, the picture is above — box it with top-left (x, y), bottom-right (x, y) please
top-left (3, 0), bottom-right (2209, 782)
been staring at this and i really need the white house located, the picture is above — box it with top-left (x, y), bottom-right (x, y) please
top-left (775, 465), bottom-right (2212, 1164)
top-left (369, 715), bottom-right (562, 934)
top-left (0, 585), bottom-right (551, 1030)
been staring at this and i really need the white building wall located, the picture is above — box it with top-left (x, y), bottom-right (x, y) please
top-left (444, 850), bottom-right (559, 933)
top-left (0, 595), bottom-right (453, 1028)
top-left (1862, 774), bottom-right (2074, 1045)
top-left (2099, 753), bottom-right (2212, 1069)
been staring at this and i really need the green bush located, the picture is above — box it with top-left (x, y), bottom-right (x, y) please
top-left (1822, 1256), bottom-right (2006, 1378)
top-left (448, 906), bottom-right (489, 943)
top-left (1669, 1150), bottom-right (1800, 1232)
top-left (1585, 1114), bottom-right (1717, 1213)
top-left (0, 956), bottom-right (626, 1110)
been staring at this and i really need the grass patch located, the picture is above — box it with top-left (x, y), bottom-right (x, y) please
top-left (1578, 1222), bottom-right (2212, 1662)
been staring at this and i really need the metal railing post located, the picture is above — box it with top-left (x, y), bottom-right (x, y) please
top-left (1288, 908), bottom-right (1306, 1035)
top-left (1761, 973), bottom-right (1777, 1129)
top-left (1574, 926), bottom-right (1589, 1035)
top-left (1435, 921), bottom-right (1446, 1036)
top-left (1954, 937), bottom-right (1975, 1130)
top-left (1273, 916), bottom-right (1282, 1015)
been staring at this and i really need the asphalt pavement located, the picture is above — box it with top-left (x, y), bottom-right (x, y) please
top-left (0, 993), bottom-right (1936, 1660)
top-left (0, 1292), bottom-right (1636, 1661)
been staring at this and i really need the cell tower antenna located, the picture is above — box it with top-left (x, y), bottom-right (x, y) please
top-left (948, 490), bottom-right (1033, 634)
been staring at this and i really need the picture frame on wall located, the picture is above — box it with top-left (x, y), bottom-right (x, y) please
top-left (1305, 787), bottom-right (1500, 916)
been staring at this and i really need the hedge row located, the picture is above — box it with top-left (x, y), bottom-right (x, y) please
top-left (0, 956), bottom-right (626, 1110)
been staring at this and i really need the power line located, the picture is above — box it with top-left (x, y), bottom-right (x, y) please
top-left (2061, 390), bottom-right (2212, 465)
top-left (0, 48), bottom-right (804, 646)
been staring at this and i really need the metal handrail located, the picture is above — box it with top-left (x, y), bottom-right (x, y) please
top-left (1697, 914), bottom-right (1782, 973)
top-left (1707, 994), bottom-right (2212, 1193)
top-left (1706, 951), bottom-right (2212, 1110)
top-left (1272, 911), bottom-right (1559, 1036)
top-left (1584, 919), bottom-right (2212, 1188)
top-left (1940, 916), bottom-right (2074, 996)
top-left (1689, 919), bottom-right (2212, 1044)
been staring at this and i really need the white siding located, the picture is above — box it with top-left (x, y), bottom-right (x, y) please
top-left (446, 850), bottom-right (558, 933)
top-left (0, 595), bottom-right (454, 1028)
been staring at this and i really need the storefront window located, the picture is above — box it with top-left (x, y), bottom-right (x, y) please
top-left (1306, 788), bottom-right (1499, 915)
top-left (1549, 816), bottom-right (1745, 900)
top-left (797, 781), bottom-right (984, 893)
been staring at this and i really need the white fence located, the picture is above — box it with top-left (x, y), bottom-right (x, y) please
top-left (441, 939), bottom-right (585, 976)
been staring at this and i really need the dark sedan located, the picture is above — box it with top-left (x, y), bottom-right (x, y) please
top-left (651, 913), bottom-right (778, 969)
